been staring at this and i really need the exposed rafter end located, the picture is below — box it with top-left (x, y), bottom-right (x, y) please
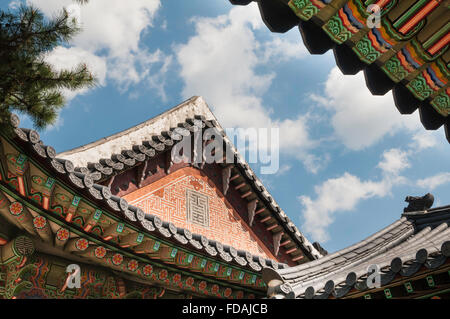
top-left (392, 83), bottom-right (420, 115)
top-left (222, 165), bottom-right (232, 196)
top-left (419, 103), bottom-right (445, 130)
top-left (273, 231), bottom-right (283, 256)
top-left (136, 160), bottom-right (148, 188)
top-left (364, 63), bottom-right (395, 96)
top-left (258, 0), bottom-right (300, 33)
top-left (333, 44), bottom-right (365, 75)
top-left (299, 19), bottom-right (335, 55)
top-left (247, 199), bottom-right (258, 227)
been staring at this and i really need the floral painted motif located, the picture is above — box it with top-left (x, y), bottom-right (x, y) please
top-left (33, 216), bottom-right (46, 229)
top-left (211, 284), bottom-right (220, 295)
top-left (199, 281), bottom-right (207, 291)
top-left (172, 273), bottom-right (181, 283)
top-left (224, 288), bottom-right (232, 298)
top-left (95, 246), bottom-right (107, 258)
top-left (112, 253), bottom-right (123, 266)
top-left (159, 269), bottom-right (168, 280)
top-left (143, 264), bottom-right (153, 276)
top-left (75, 238), bottom-right (89, 251)
top-left (32, 176), bottom-right (44, 185)
top-left (56, 228), bottom-right (70, 241)
top-left (127, 260), bottom-right (139, 272)
top-left (9, 202), bottom-right (23, 216)
top-left (186, 277), bottom-right (194, 287)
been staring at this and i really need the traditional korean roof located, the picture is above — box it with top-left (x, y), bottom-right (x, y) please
top-left (2, 113), bottom-right (285, 273)
top-left (57, 96), bottom-right (323, 263)
top-left (229, 0), bottom-right (450, 143)
top-left (263, 204), bottom-right (450, 299)
top-left (1, 114), bottom-right (299, 298)
top-left (59, 97), bottom-right (217, 168)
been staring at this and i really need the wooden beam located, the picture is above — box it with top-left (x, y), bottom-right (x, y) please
top-left (273, 232), bottom-right (283, 257)
top-left (65, 196), bottom-right (81, 223)
top-left (41, 177), bottom-right (56, 210)
top-left (0, 193), bottom-right (36, 236)
top-left (133, 239), bottom-right (159, 254)
top-left (280, 240), bottom-right (291, 247)
top-left (266, 224), bottom-right (278, 231)
top-left (54, 228), bottom-right (70, 248)
top-left (119, 232), bottom-right (144, 248)
top-left (136, 160), bottom-right (148, 188)
top-left (292, 255), bottom-right (304, 262)
top-left (83, 209), bottom-right (102, 233)
top-left (260, 216), bottom-right (272, 223)
top-left (64, 238), bottom-right (89, 253)
top-left (235, 182), bottom-right (246, 190)
top-left (32, 215), bottom-right (53, 243)
top-left (247, 199), bottom-right (258, 227)
top-left (241, 191), bottom-right (252, 198)
top-left (285, 247), bottom-right (298, 254)
top-left (222, 166), bottom-right (232, 196)
top-left (230, 174), bottom-right (240, 182)
top-left (0, 236), bottom-right (34, 264)
top-left (76, 245), bottom-right (107, 260)
top-left (255, 207), bottom-right (265, 215)
top-left (106, 175), bottom-right (115, 188)
top-left (102, 222), bottom-right (125, 241)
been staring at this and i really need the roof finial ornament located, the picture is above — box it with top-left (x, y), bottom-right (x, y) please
top-left (403, 193), bottom-right (434, 213)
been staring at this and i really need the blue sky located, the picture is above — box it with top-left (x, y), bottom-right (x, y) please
top-left (6, 0), bottom-right (450, 253)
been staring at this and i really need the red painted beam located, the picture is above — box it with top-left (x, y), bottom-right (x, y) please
top-left (399, 0), bottom-right (442, 34)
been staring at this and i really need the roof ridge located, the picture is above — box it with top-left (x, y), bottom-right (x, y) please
top-left (57, 96), bottom-right (219, 163)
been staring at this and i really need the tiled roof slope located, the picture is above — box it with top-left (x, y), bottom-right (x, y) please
top-left (263, 205), bottom-right (450, 299)
top-left (229, 0), bottom-right (450, 143)
top-left (56, 96), bottom-right (323, 262)
top-left (6, 113), bottom-right (284, 273)
top-left (59, 97), bottom-right (218, 168)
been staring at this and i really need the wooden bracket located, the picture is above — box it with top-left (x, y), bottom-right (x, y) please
top-left (222, 165), bottom-right (232, 196)
top-left (247, 199), bottom-right (258, 227)
top-left (136, 160), bottom-right (148, 188)
top-left (165, 151), bottom-right (173, 174)
top-left (273, 232), bottom-right (283, 257)
top-left (106, 175), bottom-right (115, 189)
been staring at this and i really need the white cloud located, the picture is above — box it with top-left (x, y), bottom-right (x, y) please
top-left (417, 173), bottom-right (450, 191)
top-left (277, 164), bottom-right (292, 176)
top-left (378, 148), bottom-right (411, 175)
top-left (310, 67), bottom-right (422, 150)
top-left (299, 172), bottom-right (391, 242)
top-left (28, 0), bottom-right (169, 96)
top-left (411, 130), bottom-right (438, 150)
top-left (262, 36), bottom-right (308, 63)
top-left (298, 125), bottom-right (445, 243)
top-left (175, 4), bottom-right (317, 172)
top-left (299, 145), bottom-right (414, 242)
top-left (44, 46), bottom-right (107, 100)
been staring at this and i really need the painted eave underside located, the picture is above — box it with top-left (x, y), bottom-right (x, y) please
top-left (262, 205), bottom-right (450, 299)
top-left (230, 0), bottom-right (450, 143)
top-left (56, 96), bottom-right (323, 262)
